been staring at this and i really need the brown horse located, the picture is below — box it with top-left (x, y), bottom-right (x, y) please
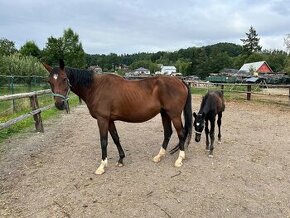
top-left (44, 60), bottom-right (192, 174)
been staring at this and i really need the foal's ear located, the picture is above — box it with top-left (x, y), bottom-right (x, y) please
top-left (59, 59), bottom-right (65, 70)
top-left (42, 63), bottom-right (53, 73)
top-left (193, 112), bottom-right (197, 118)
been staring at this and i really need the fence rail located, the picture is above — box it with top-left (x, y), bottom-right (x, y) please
top-left (0, 89), bottom-right (52, 132)
top-left (185, 81), bottom-right (290, 103)
top-left (1, 81), bottom-right (290, 133)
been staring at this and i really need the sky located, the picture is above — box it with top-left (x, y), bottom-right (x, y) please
top-left (1, 0), bottom-right (290, 55)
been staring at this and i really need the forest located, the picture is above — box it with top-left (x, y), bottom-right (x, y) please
top-left (1, 27), bottom-right (290, 79)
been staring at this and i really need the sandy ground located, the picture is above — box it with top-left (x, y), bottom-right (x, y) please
top-left (0, 96), bottom-right (290, 218)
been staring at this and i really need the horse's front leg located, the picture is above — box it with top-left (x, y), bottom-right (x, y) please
top-left (95, 117), bottom-right (109, 175)
top-left (109, 121), bottom-right (125, 167)
top-left (208, 118), bottom-right (216, 158)
top-left (205, 119), bottom-right (210, 151)
top-left (217, 112), bottom-right (222, 144)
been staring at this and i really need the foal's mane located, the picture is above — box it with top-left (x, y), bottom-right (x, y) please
top-left (65, 67), bottom-right (94, 87)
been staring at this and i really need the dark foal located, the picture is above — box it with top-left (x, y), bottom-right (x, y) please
top-left (193, 91), bottom-right (225, 157)
top-left (44, 60), bottom-right (192, 174)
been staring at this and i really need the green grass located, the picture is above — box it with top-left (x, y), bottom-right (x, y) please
top-left (0, 94), bottom-right (80, 144)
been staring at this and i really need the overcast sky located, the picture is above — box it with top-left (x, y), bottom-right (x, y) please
top-left (1, 0), bottom-right (290, 54)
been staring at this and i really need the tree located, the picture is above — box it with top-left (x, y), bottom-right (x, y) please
top-left (42, 28), bottom-right (86, 68)
top-left (240, 26), bottom-right (262, 55)
top-left (19, 41), bottom-right (41, 58)
top-left (0, 38), bottom-right (17, 56)
top-left (284, 34), bottom-right (290, 54)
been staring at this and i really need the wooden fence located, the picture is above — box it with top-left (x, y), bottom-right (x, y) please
top-left (0, 81), bottom-right (289, 133)
top-left (185, 81), bottom-right (290, 103)
top-left (0, 89), bottom-right (52, 132)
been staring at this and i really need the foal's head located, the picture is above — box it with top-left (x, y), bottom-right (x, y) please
top-left (193, 112), bottom-right (205, 142)
top-left (43, 60), bottom-right (70, 110)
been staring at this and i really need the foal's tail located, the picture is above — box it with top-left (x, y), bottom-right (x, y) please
top-left (170, 82), bottom-right (193, 154)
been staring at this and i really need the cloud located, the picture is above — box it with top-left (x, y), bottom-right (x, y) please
top-left (1, 0), bottom-right (289, 54)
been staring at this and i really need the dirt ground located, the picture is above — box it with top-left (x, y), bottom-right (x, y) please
top-left (0, 96), bottom-right (290, 218)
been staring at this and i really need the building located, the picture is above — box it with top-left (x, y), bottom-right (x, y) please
top-left (160, 66), bottom-right (177, 75)
top-left (88, 65), bottom-right (102, 73)
top-left (134, 67), bottom-right (150, 75)
top-left (238, 61), bottom-right (273, 75)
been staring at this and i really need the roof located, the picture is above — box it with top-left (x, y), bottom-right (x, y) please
top-left (135, 67), bottom-right (149, 71)
top-left (161, 66), bottom-right (176, 70)
top-left (238, 61), bottom-right (272, 73)
top-left (244, 77), bottom-right (264, 83)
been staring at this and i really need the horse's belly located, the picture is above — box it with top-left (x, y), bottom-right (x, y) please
top-left (111, 107), bottom-right (160, 123)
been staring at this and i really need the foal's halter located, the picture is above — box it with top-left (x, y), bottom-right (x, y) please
top-left (51, 78), bottom-right (72, 113)
top-left (195, 130), bottom-right (202, 135)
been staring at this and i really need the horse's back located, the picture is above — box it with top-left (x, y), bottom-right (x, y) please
top-left (207, 91), bottom-right (225, 113)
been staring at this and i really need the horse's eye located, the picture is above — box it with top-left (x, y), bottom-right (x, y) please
top-left (63, 78), bottom-right (67, 82)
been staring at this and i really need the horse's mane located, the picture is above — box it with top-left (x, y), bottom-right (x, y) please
top-left (65, 67), bottom-right (94, 87)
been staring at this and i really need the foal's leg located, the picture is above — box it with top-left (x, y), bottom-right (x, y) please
top-left (217, 112), bottom-right (222, 144)
top-left (153, 111), bottom-right (172, 163)
top-left (109, 121), bottom-right (125, 167)
top-left (95, 117), bottom-right (109, 175)
top-left (171, 116), bottom-right (186, 167)
top-left (205, 119), bottom-right (210, 151)
top-left (208, 117), bottom-right (216, 158)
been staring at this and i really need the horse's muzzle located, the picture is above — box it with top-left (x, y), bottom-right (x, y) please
top-left (195, 134), bottom-right (201, 142)
top-left (55, 101), bottom-right (65, 110)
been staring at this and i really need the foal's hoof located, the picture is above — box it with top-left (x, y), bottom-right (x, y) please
top-left (208, 154), bottom-right (214, 158)
top-left (95, 168), bottom-right (105, 175)
top-left (116, 162), bottom-right (124, 167)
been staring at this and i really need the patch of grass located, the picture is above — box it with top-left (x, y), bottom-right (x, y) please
top-left (0, 94), bottom-right (80, 144)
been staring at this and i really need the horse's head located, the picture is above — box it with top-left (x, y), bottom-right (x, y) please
top-left (43, 60), bottom-right (70, 111)
top-left (193, 112), bottom-right (205, 142)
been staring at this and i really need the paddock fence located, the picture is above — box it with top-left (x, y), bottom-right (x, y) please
top-left (0, 89), bottom-right (53, 132)
top-left (0, 79), bottom-right (290, 133)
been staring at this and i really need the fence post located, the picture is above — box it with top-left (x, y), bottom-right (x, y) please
top-left (29, 94), bottom-right (44, 132)
top-left (247, 84), bottom-right (251, 100)
top-left (10, 76), bottom-right (16, 112)
top-left (221, 84), bottom-right (224, 94)
top-left (289, 87), bottom-right (290, 105)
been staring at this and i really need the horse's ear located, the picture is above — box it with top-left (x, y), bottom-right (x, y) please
top-left (43, 63), bottom-right (52, 73)
top-left (193, 112), bottom-right (197, 118)
top-left (59, 59), bottom-right (65, 70)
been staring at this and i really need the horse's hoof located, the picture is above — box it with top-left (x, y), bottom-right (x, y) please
top-left (174, 160), bottom-right (183, 167)
top-left (218, 140), bottom-right (222, 144)
top-left (116, 162), bottom-right (124, 167)
top-left (208, 154), bottom-right (213, 158)
top-left (153, 156), bottom-right (161, 163)
top-left (206, 149), bottom-right (210, 151)
top-left (95, 168), bottom-right (105, 175)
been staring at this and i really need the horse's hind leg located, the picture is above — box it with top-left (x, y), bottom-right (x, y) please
top-left (153, 111), bottom-right (172, 163)
top-left (217, 112), bottom-right (222, 144)
top-left (109, 121), bottom-right (125, 167)
top-left (171, 116), bottom-right (186, 167)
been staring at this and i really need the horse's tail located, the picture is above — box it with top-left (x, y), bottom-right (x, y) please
top-left (170, 82), bottom-right (193, 154)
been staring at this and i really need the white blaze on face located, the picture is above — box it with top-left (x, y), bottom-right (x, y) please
top-left (53, 74), bottom-right (58, 80)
